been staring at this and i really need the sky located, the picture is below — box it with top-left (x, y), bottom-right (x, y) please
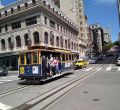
top-left (0, 0), bottom-right (119, 42)
top-left (84, 0), bottom-right (119, 42)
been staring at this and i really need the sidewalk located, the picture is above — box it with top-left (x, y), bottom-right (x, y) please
top-left (8, 71), bottom-right (18, 74)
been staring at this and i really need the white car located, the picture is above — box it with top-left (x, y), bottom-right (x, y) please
top-left (116, 57), bottom-right (120, 66)
top-left (89, 57), bottom-right (98, 64)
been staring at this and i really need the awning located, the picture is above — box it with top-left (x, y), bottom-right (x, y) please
top-left (54, 49), bottom-right (71, 53)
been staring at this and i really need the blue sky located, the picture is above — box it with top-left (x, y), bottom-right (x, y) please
top-left (1, 0), bottom-right (119, 42)
top-left (84, 0), bottom-right (119, 42)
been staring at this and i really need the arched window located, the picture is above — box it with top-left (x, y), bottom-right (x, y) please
top-left (65, 39), bottom-right (67, 49)
top-left (50, 31), bottom-right (54, 45)
top-left (77, 44), bottom-right (78, 50)
top-left (44, 32), bottom-right (48, 44)
top-left (24, 34), bottom-right (29, 46)
top-left (33, 31), bottom-right (39, 44)
top-left (74, 43), bottom-right (76, 50)
top-left (72, 42), bottom-right (73, 49)
top-left (8, 37), bottom-right (11, 49)
top-left (60, 36), bottom-right (63, 48)
top-left (56, 36), bottom-right (59, 47)
top-left (1, 39), bottom-right (5, 50)
top-left (68, 39), bottom-right (70, 49)
top-left (16, 36), bottom-right (21, 47)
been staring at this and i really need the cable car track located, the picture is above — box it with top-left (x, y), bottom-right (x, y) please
top-left (12, 65), bottom-right (104, 110)
top-left (0, 63), bottom-right (105, 100)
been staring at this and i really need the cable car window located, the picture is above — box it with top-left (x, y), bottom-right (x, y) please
top-left (20, 54), bottom-right (24, 64)
top-left (26, 53), bottom-right (31, 64)
top-left (62, 54), bottom-right (65, 61)
top-left (33, 52), bottom-right (37, 63)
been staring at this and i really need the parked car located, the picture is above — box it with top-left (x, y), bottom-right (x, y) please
top-left (89, 57), bottom-right (98, 64)
top-left (74, 59), bottom-right (87, 69)
top-left (97, 55), bottom-right (103, 61)
top-left (0, 66), bottom-right (8, 76)
top-left (116, 57), bottom-right (120, 66)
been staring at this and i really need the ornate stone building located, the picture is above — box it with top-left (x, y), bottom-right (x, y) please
top-left (0, 0), bottom-right (79, 69)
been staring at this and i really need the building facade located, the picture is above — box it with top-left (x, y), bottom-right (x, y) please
top-left (0, 0), bottom-right (79, 70)
top-left (103, 28), bottom-right (111, 43)
top-left (52, 0), bottom-right (89, 57)
top-left (90, 24), bottom-right (104, 54)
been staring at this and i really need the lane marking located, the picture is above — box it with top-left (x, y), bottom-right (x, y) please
top-left (0, 80), bottom-right (12, 82)
top-left (0, 102), bottom-right (12, 110)
top-left (117, 67), bottom-right (120, 71)
top-left (84, 68), bottom-right (92, 71)
top-left (106, 67), bottom-right (111, 71)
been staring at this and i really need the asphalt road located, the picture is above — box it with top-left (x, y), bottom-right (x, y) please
top-left (0, 55), bottom-right (120, 110)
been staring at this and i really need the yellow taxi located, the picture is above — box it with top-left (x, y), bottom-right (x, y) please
top-left (74, 59), bottom-right (88, 69)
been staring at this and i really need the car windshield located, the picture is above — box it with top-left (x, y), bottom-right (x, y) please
top-left (77, 60), bottom-right (83, 63)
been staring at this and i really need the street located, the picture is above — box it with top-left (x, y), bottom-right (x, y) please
top-left (0, 56), bottom-right (120, 110)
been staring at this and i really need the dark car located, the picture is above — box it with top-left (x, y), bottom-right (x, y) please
top-left (0, 66), bottom-right (8, 76)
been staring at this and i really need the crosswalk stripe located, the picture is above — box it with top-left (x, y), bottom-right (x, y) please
top-left (0, 102), bottom-right (12, 110)
top-left (106, 67), bottom-right (111, 71)
top-left (84, 68), bottom-right (92, 71)
top-left (0, 82), bottom-right (4, 84)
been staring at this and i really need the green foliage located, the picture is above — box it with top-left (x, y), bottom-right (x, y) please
top-left (102, 42), bottom-right (113, 52)
top-left (113, 41), bottom-right (120, 46)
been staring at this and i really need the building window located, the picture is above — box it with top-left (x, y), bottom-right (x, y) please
top-left (49, 20), bottom-right (55, 28)
top-left (60, 36), bottom-right (63, 48)
top-left (1, 39), bottom-right (5, 50)
top-left (33, 31), bottom-right (39, 44)
top-left (24, 34), bottom-right (29, 46)
top-left (0, 27), bottom-right (2, 33)
top-left (11, 8), bottom-right (14, 14)
top-left (25, 3), bottom-right (28, 8)
top-left (5, 25), bottom-right (8, 32)
top-left (44, 17), bottom-right (47, 25)
top-left (17, 5), bottom-right (20, 11)
top-left (44, 32), bottom-right (48, 44)
top-left (8, 37), bottom-right (11, 49)
top-left (11, 21), bottom-right (21, 30)
top-left (56, 36), bottom-right (59, 47)
top-left (16, 36), bottom-right (21, 47)
top-left (32, 0), bottom-right (36, 4)
top-left (65, 39), bottom-right (67, 49)
top-left (50, 31), bottom-right (54, 45)
top-left (61, 26), bottom-right (62, 32)
top-left (57, 24), bottom-right (59, 31)
top-left (72, 42), bottom-right (73, 49)
top-left (25, 16), bottom-right (37, 26)
top-left (5, 11), bottom-right (7, 16)
top-left (68, 39), bottom-right (70, 49)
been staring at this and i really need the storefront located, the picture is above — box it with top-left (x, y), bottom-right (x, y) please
top-left (0, 52), bottom-right (19, 70)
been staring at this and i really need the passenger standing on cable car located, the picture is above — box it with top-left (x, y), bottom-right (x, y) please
top-left (54, 57), bottom-right (59, 74)
top-left (42, 56), bottom-right (47, 79)
top-left (49, 54), bottom-right (54, 76)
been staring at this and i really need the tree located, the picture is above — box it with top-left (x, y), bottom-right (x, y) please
top-left (102, 42), bottom-right (113, 53)
top-left (113, 41), bottom-right (120, 46)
